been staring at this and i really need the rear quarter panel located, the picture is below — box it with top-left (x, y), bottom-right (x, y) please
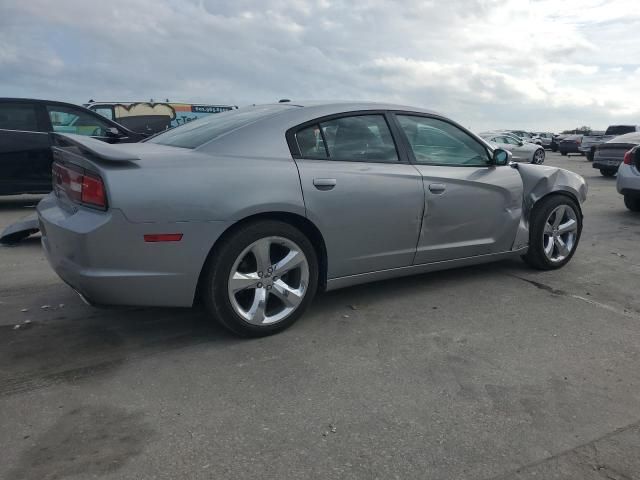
top-left (103, 152), bottom-right (306, 223)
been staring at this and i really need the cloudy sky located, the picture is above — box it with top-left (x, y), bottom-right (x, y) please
top-left (1, 0), bottom-right (639, 131)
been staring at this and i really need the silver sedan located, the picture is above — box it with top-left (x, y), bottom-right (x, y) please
top-left (39, 102), bottom-right (587, 336)
top-left (617, 145), bottom-right (640, 211)
top-left (480, 133), bottom-right (546, 164)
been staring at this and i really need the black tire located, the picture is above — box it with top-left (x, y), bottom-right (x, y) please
top-left (600, 169), bottom-right (616, 177)
top-left (561, 151), bottom-right (567, 156)
top-left (522, 195), bottom-right (582, 270)
top-left (587, 149), bottom-right (595, 162)
top-left (624, 194), bottom-right (640, 212)
top-left (201, 220), bottom-right (319, 337)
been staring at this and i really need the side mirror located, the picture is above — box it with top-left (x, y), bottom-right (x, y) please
top-left (105, 127), bottom-right (122, 137)
top-left (493, 148), bottom-right (510, 166)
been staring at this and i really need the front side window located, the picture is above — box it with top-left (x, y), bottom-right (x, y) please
top-left (47, 105), bottom-right (112, 137)
top-left (0, 103), bottom-right (38, 131)
top-left (317, 115), bottom-right (398, 162)
top-left (397, 115), bottom-right (490, 166)
top-left (502, 136), bottom-right (520, 145)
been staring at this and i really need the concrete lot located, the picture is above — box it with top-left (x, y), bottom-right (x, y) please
top-left (1, 152), bottom-right (639, 480)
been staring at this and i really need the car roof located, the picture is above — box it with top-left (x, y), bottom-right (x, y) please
top-left (607, 132), bottom-right (640, 143)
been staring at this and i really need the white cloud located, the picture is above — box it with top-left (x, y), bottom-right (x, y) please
top-left (0, 0), bottom-right (639, 131)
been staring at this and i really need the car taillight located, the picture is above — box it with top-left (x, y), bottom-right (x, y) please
top-left (52, 161), bottom-right (107, 210)
top-left (623, 150), bottom-right (633, 165)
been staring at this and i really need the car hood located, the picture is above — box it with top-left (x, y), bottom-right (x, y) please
top-left (516, 163), bottom-right (588, 214)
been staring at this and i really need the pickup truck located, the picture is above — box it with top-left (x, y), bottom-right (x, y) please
top-left (581, 125), bottom-right (640, 161)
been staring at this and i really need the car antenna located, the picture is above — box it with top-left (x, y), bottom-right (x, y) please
top-left (279, 99), bottom-right (290, 103)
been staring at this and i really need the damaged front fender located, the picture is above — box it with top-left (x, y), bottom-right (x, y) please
top-left (517, 163), bottom-right (588, 216)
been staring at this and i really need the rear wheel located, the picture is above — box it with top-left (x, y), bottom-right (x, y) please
top-left (202, 220), bottom-right (319, 337)
top-left (600, 169), bottom-right (616, 177)
top-left (561, 151), bottom-right (567, 156)
top-left (532, 149), bottom-right (545, 164)
top-left (523, 195), bottom-right (582, 270)
top-left (624, 194), bottom-right (640, 212)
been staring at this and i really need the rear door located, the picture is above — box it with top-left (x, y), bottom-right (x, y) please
top-left (290, 112), bottom-right (424, 278)
top-left (0, 101), bottom-right (51, 194)
top-left (392, 114), bottom-right (523, 264)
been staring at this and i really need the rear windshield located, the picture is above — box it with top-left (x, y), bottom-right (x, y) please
top-left (147, 105), bottom-right (289, 149)
top-left (605, 126), bottom-right (636, 136)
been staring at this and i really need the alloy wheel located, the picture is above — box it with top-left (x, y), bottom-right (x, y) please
top-left (227, 236), bottom-right (309, 325)
top-left (542, 205), bottom-right (578, 263)
top-left (533, 149), bottom-right (545, 164)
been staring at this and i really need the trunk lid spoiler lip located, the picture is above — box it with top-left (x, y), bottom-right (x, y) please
top-left (50, 132), bottom-right (141, 163)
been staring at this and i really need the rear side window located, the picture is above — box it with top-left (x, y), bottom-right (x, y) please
top-left (0, 103), bottom-right (38, 131)
top-left (147, 105), bottom-right (289, 149)
top-left (296, 114), bottom-right (398, 162)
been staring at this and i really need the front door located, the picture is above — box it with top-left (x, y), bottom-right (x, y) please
top-left (292, 113), bottom-right (424, 279)
top-left (392, 114), bottom-right (523, 264)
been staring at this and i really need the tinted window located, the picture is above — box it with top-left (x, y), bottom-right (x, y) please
top-left (319, 115), bottom-right (398, 162)
top-left (296, 124), bottom-right (327, 158)
top-left (397, 115), bottom-right (490, 166)
top-left (47, 105), bottom-right (112, 137)
top-left (148, 105), bottom-right (288, 149)
top-left (0, 103), bottom-right (38, 131)
top-left (502, 136), bottom-right (520, 145)
top-left (606, 126), bottom-right (636, 136)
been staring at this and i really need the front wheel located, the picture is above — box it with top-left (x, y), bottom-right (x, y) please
top-left (532, 149), bottom-right (545, 164)
top-left (624, 194), bottom-right (640, 212)
top-left (522, 195), bottom-right (582, 270)
top-left (202, 220), bottom-right (319, 337)
top-left (600, 169), bottom-right (616, 177)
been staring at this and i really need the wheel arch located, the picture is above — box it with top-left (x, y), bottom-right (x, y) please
top-left (194, 211), bottom-right (328, 305)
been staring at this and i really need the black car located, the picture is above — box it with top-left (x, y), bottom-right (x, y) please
top-left (558, 135), bottom-right (583, 156)
top-left (0, 98), bottom-right (147, 196)
top-left (550, 134), bottom-right (565, 152)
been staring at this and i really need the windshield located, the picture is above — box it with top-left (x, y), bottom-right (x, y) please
top-left (147, 105), bottom-right (291, 149)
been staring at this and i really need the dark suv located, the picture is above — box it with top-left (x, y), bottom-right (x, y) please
top-left (0, 98), bottom-right (146, 195)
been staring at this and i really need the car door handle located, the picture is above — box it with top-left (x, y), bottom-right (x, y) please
top-left (428, 183), bottom-right (446, 194)
top-left (313, 178), bottom-right (337, 190)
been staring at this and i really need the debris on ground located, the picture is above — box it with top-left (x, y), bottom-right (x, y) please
top-left (348, 305), bottom-right (358, 310)
top-left (40, 305), bottom-right (51, 310)
top-left (13, 324), bottom-right (21, 330)
top-left (20, 308), bottom-right (29, 312)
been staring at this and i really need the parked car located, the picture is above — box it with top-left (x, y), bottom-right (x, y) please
top-left (617, 146), bottom-right (640, 211)
top-left (39, 102), bottom-right (587, 337)
top-left (0, 98), bottom-right (146, 196)
top-left (85, 100), bottom-right (237, 135)
top-left (593, 132), bottom-right (640, 177)
top-left (581, 126), bottom-right (639, 161)
top-left (479, 133), bottom-right (545, 164)
top-left (551, 134), bottom-right (566, 152)
top-left (507, 130), bottom-right (534, 142)
top-left (559, 135), bottom-right (584, 156)
top-left (531, 132), bottom-right (554, 148)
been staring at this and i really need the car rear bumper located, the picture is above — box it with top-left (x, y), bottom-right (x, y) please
top-left (593, 157), bottom-right (622, 170)
top-left (617, 164), bottom-right (640, 195)
top-left (38, 193), bottom-right (227, 307)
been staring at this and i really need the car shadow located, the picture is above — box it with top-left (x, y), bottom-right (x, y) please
top-left (0, 259), bottom-right (523, 398)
